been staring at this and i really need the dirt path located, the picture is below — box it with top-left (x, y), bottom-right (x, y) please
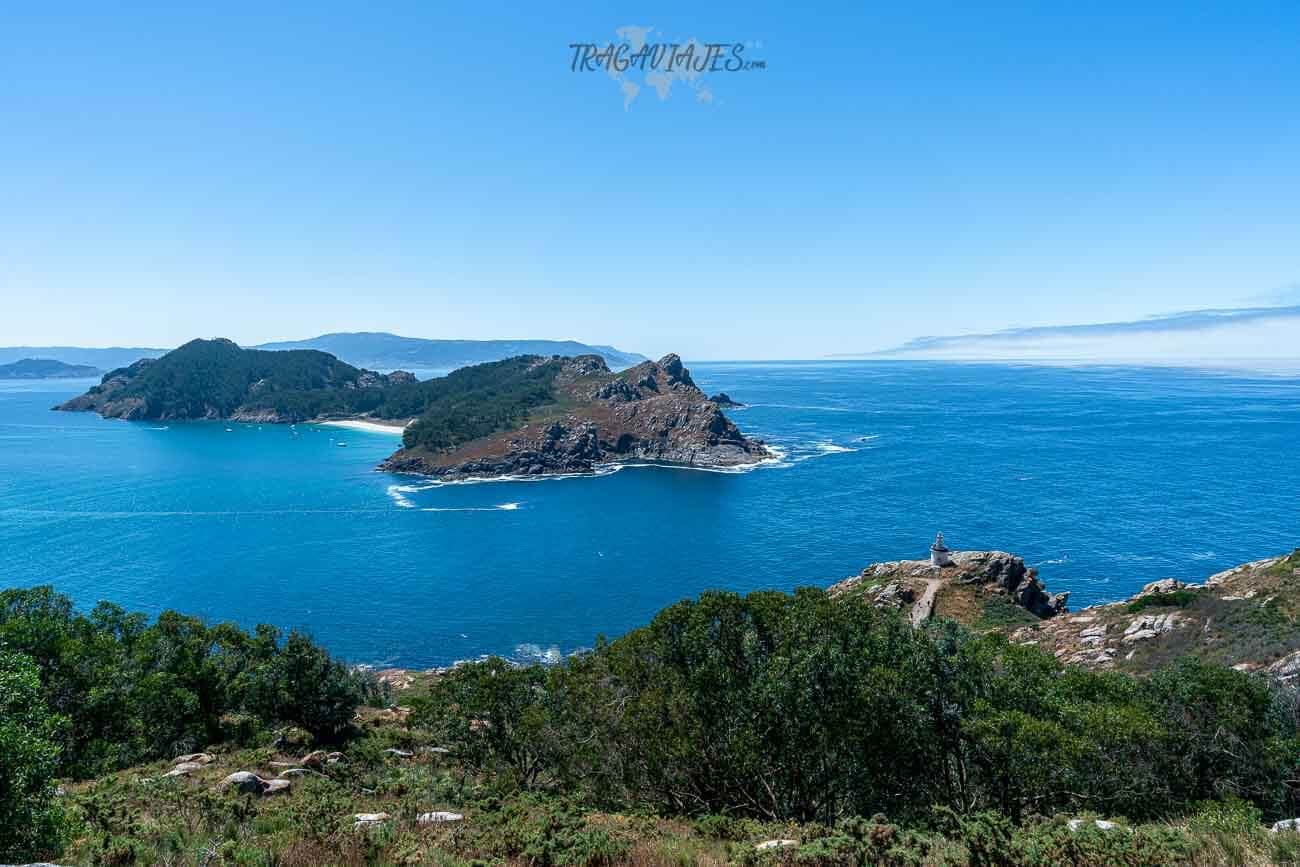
top-left (911, 578), bottom-right (941, 627)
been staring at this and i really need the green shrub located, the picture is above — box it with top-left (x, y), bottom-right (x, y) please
top-left (1127, 590), bottom-right (1197, 613)
top-left (0, 586), bottom-right (382, 777)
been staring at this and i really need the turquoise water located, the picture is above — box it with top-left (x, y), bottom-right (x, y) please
top-left (1, 362), bottom-right (1297, 667)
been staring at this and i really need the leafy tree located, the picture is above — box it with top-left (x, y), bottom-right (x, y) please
top-left (0, 651), bottom-right (67, 861)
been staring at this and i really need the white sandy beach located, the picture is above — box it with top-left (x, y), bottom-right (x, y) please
top-left (319, 419), bottom-right (409, 435)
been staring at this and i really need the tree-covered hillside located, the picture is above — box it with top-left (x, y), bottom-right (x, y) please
top-left (57, 338), bottom-right (410, 421)
top-left (3, 576), bottom-right (1299, 864)
top-left (56, 339), bottom-right (570, 445)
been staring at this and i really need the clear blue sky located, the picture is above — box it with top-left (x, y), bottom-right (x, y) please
top-left (2, 1), bottom-right (1298, 359)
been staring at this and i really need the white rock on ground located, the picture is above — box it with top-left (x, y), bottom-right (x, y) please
top-left (164, 762), bottom-right (204, 777)
top-left (1271, 818), bottom-right (1300, 833)
top-left (354, 812), bottom-right (392, 830)
top-left (262, 779), bottom-right (291, 795)
top-left (417, 811), bottom-right (464, 824)
top-left (755, 839), bottom-right (799, 850)
top-left (1067, 818), bottom-right (1122, 831)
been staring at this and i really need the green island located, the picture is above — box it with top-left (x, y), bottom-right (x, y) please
top-left (0, 358), bottom-right (101, 379)
top-left (57, 338), bottom-right (770, 480)
top-left (4, 550), bottom-right (1300, 865)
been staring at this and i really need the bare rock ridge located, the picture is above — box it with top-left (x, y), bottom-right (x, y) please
top-left (380, 353), bottom-right (770, 479)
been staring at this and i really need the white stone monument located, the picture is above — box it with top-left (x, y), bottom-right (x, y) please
top-left (930, 532), bottom-right (952, 567)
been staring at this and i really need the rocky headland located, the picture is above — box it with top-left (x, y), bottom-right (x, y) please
top-left (830, 550), bottom-right (1069, 628)
top-left (380, 353), bottom-right (769, 479)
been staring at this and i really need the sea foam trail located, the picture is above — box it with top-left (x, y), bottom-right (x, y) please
top-left (385, 453), bottom-right (784, 487)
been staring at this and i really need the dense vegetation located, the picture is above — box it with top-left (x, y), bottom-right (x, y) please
top-left (397, 356), bottom-right (565, 452)
top-left (3, 583), bottom-right (1300, 864)
top-left (86, 339), bottom-right (384, 419)
top-left (69, 339), bottom-right (574, 449)
top-left (418, 589), bottom-right (1300, 826)
top-left (0, 586), bottom-right (381, 779)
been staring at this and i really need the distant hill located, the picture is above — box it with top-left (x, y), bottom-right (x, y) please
top-left (0, 346), bottom-right (165, 370)
top-left (0, 358), bottom-right (101, 379)
top-left (2, 334), bottom-right (647, 378)
top-left (253, 332), bottom-right (647, 373)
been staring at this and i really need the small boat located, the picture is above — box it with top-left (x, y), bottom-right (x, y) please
top-left (336, 441), bottom-right (348, 448)
top-left (225, 427), bottom-right (233, 432)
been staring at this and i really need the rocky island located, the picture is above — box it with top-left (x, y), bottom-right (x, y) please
top-left (57, 338), bottom-right (768, 479)
top-left (0, 357), bottom-right (101, 378)
top-left (381, 352), bottom-right (768, 479)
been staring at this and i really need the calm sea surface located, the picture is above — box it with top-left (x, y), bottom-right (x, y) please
top-left (1, 361), bottom-right (1297, 667)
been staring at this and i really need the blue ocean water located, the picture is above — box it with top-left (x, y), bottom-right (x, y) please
top-left (1, 362), bottom-right (1297, 668)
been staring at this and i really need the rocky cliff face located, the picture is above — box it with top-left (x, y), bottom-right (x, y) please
top-left (380, 353), bottom-right (769, 479)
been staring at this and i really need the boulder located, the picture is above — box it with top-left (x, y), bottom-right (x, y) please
top-left (1067, 818), bottom-right (1122, 832)
top-left (262, 779), bottom-right (292, 795)
top-left (1271, 818), bottom-right (1300, 833)
top-left (277, 768), bottom-right (324, 779)
top-left (1267, 651), bottom-right (1300, 682)
top-left (382, 748), bottom-right (414, 758)
top-left (1139, 578), bottom-right (1187, 596)
top-left (300, 750), bottom-right (329, 768)
top-left (354, 812), bottom-right (391, 830)
top-left (221, 772), bottom-right (267, 795)
top-left (417, 811), bottom-right (465, 824)
top-left (173, 752), bottom-right (214, 765)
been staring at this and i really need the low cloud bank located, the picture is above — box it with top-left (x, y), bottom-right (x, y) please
top-left (854, 306), bottom-right (1300, 371)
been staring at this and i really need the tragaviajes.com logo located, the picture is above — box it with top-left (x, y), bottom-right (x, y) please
top-left (569, 25), bottom-right (766, 111)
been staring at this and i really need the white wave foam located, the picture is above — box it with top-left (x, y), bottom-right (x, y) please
top-left (497, 502), bottom-right (520, 510)
top-left (1190, 551), bottom-right (1217, 560)
top-left (814, 441), bottom-right (858, 454)
top-left (385, 485), bottom-right (416, 508)
top-left (513, 643), bottom-right (564, 664)
top-left (383, 452), bottom-right (786, 487)
top-left (1034, 556), bottom-right (1069, 566)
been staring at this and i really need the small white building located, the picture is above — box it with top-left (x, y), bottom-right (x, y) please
top-left (930, 532), bottom-right (952, 567)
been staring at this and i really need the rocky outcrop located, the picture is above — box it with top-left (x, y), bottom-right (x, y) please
top-left (1011, 550), bottom-right (1300, 674)
top-left (709, 392), bottom-right (745, 407)
top-left (380, 353), bottom-right (768, 480)
top-left (830, 550), bottom-right (1069, 623)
